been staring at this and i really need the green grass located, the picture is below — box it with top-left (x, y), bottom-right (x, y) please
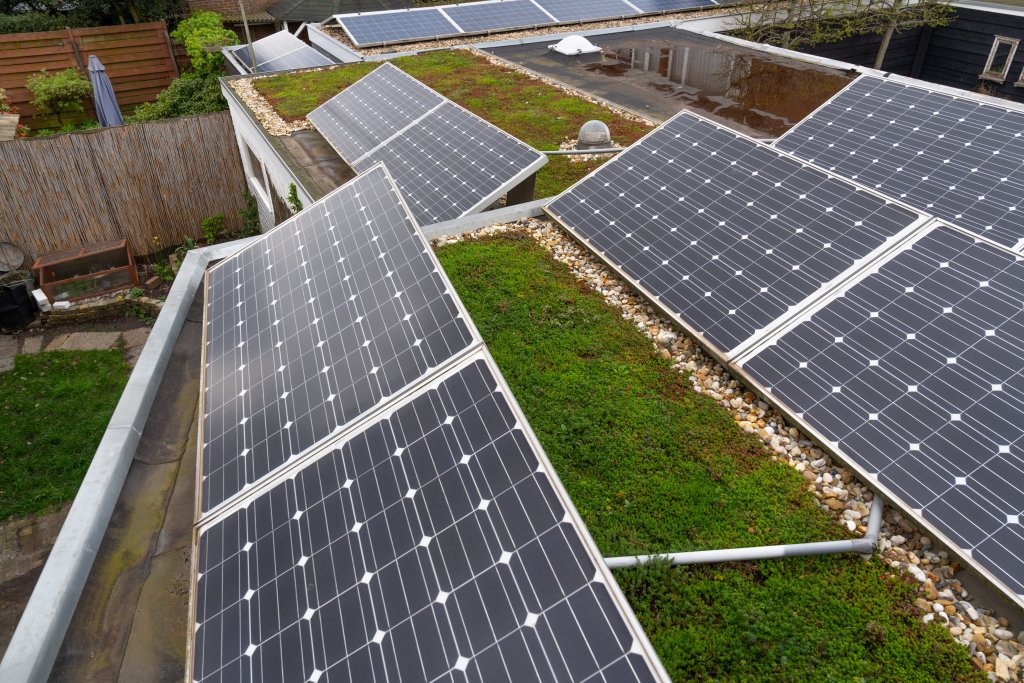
top-left (254, 50), bottom-right (652, 198)
top-left (0, 350), bottom-right (131, 520)
top-left (436, 234), bottom-right (983, 682)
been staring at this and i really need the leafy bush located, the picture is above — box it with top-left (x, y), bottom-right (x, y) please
top-left (170, 11), bottom-right (237, 76)
top-left (26, 68), bottom-right (92, 126)
top-left (0, 11), bottom-right (71, 34)
top-left (287, 183), bottom-right (303, 214)
top-left (239, 192), bottom-right (261, 237)
top-left (201, 212), bottom-right (226, 244)
top-left (126, 73), bottom-right (226, 122)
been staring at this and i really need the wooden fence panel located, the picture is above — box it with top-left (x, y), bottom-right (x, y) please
top-left (0, 21), bottom-right (181, 130)
top-left (0, 111), bottom-right (246, 262)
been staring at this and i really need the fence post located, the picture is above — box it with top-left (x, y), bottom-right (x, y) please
top-left (66, 27), bottom-right (84, 70)
top-left (162, 21), bottom-right (180, 76)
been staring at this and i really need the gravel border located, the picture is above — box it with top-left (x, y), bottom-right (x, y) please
top-left (433, 217), bottom-right (1024, 683)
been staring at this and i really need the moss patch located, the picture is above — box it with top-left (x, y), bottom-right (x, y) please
top-left (436, 234), bottom-right (983, 682)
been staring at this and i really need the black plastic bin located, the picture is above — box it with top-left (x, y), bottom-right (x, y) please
top-left (0, 276), bottom-right (36, 330)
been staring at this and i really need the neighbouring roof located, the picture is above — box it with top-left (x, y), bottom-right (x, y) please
top-left (268, 0), bottom-right (410, 22)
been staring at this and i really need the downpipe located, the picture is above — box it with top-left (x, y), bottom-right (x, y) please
top-left (541, 148), bottom-right (624, 155)
top-left (605, 496), bottom-right (884, 570)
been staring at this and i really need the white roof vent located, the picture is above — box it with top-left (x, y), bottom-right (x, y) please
top-left (549, 35), bottom-right (601, 56)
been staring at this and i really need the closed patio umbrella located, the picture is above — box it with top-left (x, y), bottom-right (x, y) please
top-left (88, 55), bottom-right (123, 127)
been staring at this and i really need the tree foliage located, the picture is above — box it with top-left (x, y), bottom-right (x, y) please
top-left (732, 0), bottom-right (954, 61)
top-left (26, 68), bottom-right (93, 126)
top-left (126, 73), bottom-right (227, 122)
top-left (0, 0), bottom-right (189, 34)
top-left (170, 11), bottom-right (238, 76)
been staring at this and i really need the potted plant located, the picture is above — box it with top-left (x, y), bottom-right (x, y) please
top-left (0, 88), bottom-right (29, 141)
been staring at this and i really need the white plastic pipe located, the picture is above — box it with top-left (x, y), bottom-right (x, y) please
top-left (605, 497), bottom-right (884, 569)
top-left (541, 147), bottom-right (624, 155)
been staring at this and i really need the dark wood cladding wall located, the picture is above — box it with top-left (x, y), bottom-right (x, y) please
top-left (0, 21), bottom-right (181, 129)
top-left (801, 8), bottom-right (1024, 104)
top-left (801, 29), bottom-right (923, 74)
top-left (919, 8), bottom-right (1024, 102)
top-left (0, 111), bottom-right (246, 261)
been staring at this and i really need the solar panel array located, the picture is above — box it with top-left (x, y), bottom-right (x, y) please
top-left (202, 164), bottom-right (475, 513)
top-left (546, 109), bottom-right (1024, 607)
top-left (331, 0), bottom-right (718, 48)
top-left (307, 64), bottom-right (547, 226)
top-left (193, 353), bottom-right (666, 683)
top-left (739, 225), bottom-right (1024, 602)
top-left (232, 30), bottom-right (335, 74)
top-left (775, 75), bottom-right (1024, 253)
top-left (193, 166), bottom-right (668, 682)
top-left (546, 111), bottom-right (924, 356)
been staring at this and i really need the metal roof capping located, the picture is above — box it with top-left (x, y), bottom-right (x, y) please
top-left (306, 62), bottom-right (547, 226)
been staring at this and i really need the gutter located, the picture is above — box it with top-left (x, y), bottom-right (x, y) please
top-left (0, 238), bottom-right (257, 683)
top-left (605, 497), bottom-right (884, 569)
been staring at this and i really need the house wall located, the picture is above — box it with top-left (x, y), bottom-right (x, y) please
top-left (223, 83), bottom-right (316, 232)
top-left (800, 7), bottom-right (1024, 103)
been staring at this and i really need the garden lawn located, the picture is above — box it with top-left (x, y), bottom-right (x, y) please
top-left (253, 50), bottom-right (652, 198)
top-left (0, 350), bottom-right (130, 520)
top-left (436, 233), bottom-right (983, 682)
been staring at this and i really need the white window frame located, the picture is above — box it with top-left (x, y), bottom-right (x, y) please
top-left (980, 36), bottom-right (1020, 83)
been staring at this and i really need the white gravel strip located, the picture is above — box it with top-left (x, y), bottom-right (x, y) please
top-left (433, 217), bottom-right (1024, 682)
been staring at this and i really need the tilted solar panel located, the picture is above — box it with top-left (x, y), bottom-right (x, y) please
top-left (442, 0), bottom-right (554, 32)
top-left (354, 101), bottom-right (546, 225)
top-left (546, 112), bottom-right (925, 357)
top-left (307, 62), bottom-right (445, 164)
top-left (627, 0), bottom-right (716, 11)
top-left (234, 31), bottom-right (334, 74)
top-left (339, 8), bottom-right (462, 46)
top-left (191, 352), bottom-right (668, 682)
top-left (532, 0), bottom-right (638, 22)
top-left (775, 75), bottom-right (1024, 252)
top-left (740, 225), bottom-right (1024, 606)
top-left (201, 165), bottom-right (475, 514)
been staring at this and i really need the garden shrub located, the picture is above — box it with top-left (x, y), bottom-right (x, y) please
top-left (26, 68), bottom-right (92, 126)
top-left (170, 11), bottom-right (237, 76)
top-left (126, 73), bottom-right (226, 122)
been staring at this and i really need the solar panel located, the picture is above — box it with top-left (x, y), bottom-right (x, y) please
top-left (201, 165), bottom-right (476, 515)
top-left (546, 112), bottom-right (925, 357)
top-left (307, 63), bottom-right (445, 164)
top-left (740, 225), bottom-right (1024, 605)
top-left (627, 0), bottom-right (716, 11)
top-left (532, 0), bottom-right (638, 22)
top-left (339, 8), bottom-right (461, 46)
top-left (775, 75), bottom-right (1024, 252)
top-left (234, 31), bottom-right (335, 73)
top-left (354, 101), bottom-right (547, 226)
top-left (191, 351), bottom-right (668, 682)
top-left (442, 0), bottom-right (554, 32)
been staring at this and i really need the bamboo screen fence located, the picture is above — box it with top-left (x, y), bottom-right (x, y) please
top-left (0, 111), bottom-right (247, 262)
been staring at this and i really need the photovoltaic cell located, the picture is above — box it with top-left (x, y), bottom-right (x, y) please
top-left (532, 0), bottom-right (638, 22)
top-left (546, 112), bottom-right (922, 355)
top-left (742, 225), bottom-right (1024, 602)
top-left (233, 31), bottom-right (334, 73)
top-left (191, 354), bottom-right (665, 682)
top-left (307, 63), bottom-right (445, 164)
top-left (627, 0), bottom-right (716, 11)
top-left (340, 8), bottom-right (461, 46)
top-left (355, 101), bottom-right (546, 226)
top-left (201, 165), bottom-right (475, 514)
top-left (776, 76), bottom-right (1024, 251)
top-left (442, 0), bottom-right (553, 32)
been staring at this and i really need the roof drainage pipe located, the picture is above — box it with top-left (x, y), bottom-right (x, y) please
top-left (605, 496), bottom-right (884, 569)
top-left (541, 148), bottom-right (624, 155)
top-left (0, 238), bottom-right (257, 683)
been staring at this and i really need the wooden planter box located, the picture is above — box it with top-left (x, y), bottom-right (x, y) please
top-left (33, 239), bottom-right (139, 303)
top-left (0, 114), bottom-right (19, 142)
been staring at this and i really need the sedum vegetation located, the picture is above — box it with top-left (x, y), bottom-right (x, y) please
top-left (436, 233), bottom-right (983, 682)
top-left (254, 50), bottom-right (653, 198)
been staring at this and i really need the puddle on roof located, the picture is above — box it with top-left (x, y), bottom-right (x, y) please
top-left (485, 28), bottom-right (854, 138)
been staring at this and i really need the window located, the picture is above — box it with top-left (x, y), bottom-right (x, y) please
top-left (981, 36), bottom-right (1019, 83)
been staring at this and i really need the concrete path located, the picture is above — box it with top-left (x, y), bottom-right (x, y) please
top-left (0, 327), bottom-right (151, 373)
